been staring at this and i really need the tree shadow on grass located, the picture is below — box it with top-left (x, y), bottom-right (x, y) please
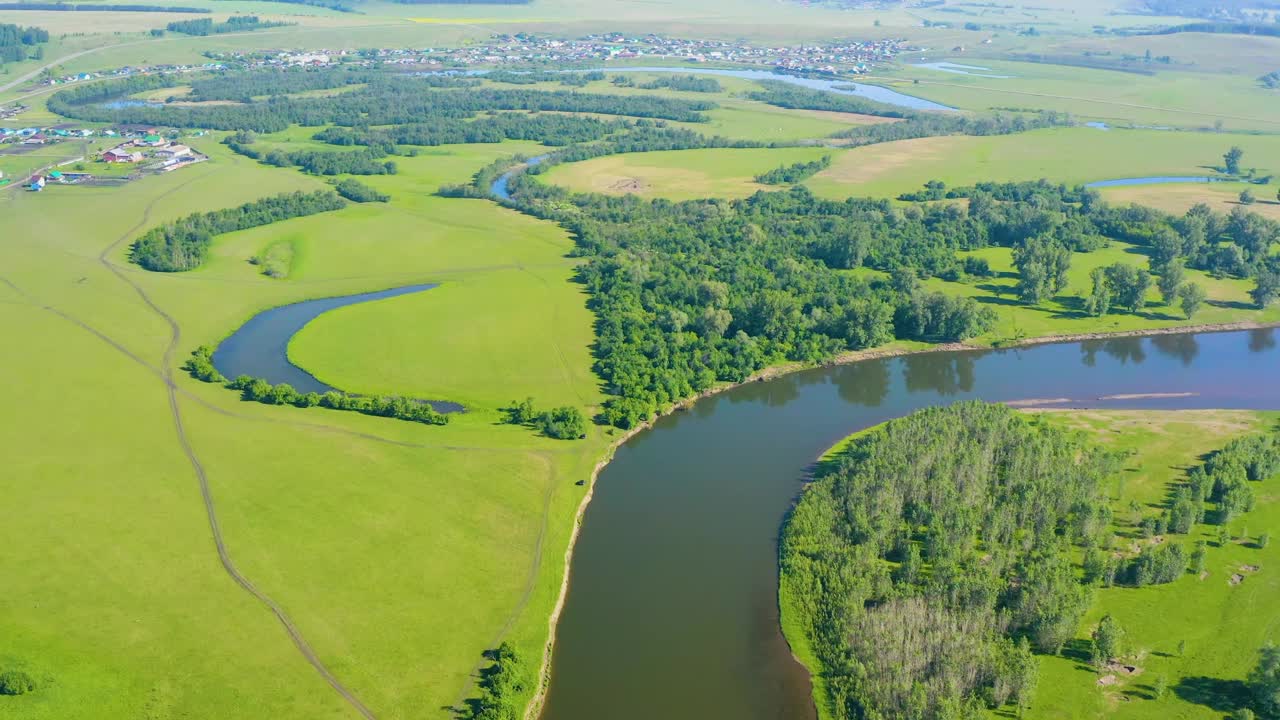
top-left (1173, 676), bottom-right (1249, 713)
top-left (1061, 638), bottom-right (1094, 671)
top-left (1209, 298), bottom-right (1257, 312)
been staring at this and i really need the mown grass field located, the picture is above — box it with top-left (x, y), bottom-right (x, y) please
top-left (1029, 409), bottom-right (1280, 720)
top-left (540, 146), bottom-right (832, 200)
top-left (0, 135), bottom-right (610, 719)
top-left (540, 127), bottom-right (1280, 203)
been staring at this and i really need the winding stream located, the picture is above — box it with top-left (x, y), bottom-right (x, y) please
top-left (212, 284), bottom-right (464, 412)
top-left (541, 328), bottom-right (1280, 720)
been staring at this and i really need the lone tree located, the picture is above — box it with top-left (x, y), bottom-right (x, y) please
top-left (1226, 146), bottom-right (1245, 175)
top-left (1157, 259), bottom-right (1185, 306)
top-left (1242, 189), bottom-right (1257, 205)
top-left (1092, 614), bottom-right (1126, 667)
top-left (1179, 282), bottom-right (1207, 320)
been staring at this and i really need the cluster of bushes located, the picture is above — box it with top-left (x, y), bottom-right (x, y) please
top-left (638, 74), bottom-right (723, 93)
top-left (462, 643), bottom-right (529, 720)
top-left (504, 398), bottom-right (588, 439)
top-left (753, 155), bottom-right (830, 185)
top-left (50, 70), bottom-right (718, 133)
top-left (334, 178), bottom-right (389, 203)
top-left (131, 190), bottom-right (346, 271)
top-left (184, 347), bottom-right (450, 425)
top-left (781, 403), bottom-right (1117, 719)
top-left (0, 670), bottom-right (36, 696)
top-left (0, 22), bottom-right (47, 64)
top-left (166, 15), bottom-right (289, 36)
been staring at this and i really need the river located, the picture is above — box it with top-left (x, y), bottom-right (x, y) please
top-left (540, 328), bottom-right (1280, 720)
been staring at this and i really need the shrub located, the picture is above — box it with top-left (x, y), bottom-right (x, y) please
top-left (0, 670), bottom-right (36, 696)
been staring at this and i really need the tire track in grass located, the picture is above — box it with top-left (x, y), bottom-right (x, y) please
top-left (94, 178), bottom-right (380, 720)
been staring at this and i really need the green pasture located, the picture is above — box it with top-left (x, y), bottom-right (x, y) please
top-left (877, 59), bottom-right (1280, 132)
top-left (1029, 409), bottom-right (1280, 720)
top-left (540, 127), bottom-right (1280, 203)
top-left (0, 134), bottom-right (609, 719)
top-left (807, 128), bottom-right (1280, 200)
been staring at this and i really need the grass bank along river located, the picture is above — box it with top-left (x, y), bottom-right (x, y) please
top-left (538, 328), bottom-right (1280, 720)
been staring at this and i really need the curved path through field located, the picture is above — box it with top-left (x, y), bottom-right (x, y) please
top-left (93, 177), bottom-right (380, 720)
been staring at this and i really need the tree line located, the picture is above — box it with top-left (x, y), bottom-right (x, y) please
top-left (49, 70), bottom-right (719, 133)
top-left (0, 2), bottom-right (205, 10)
top-left (637, 74), bottom-right (723, 93)
top-left (184, 346), bottom-right (450, 425)
top-left (781, 403), bottom-right (1118, 719)
top-left (754, 155), bottom-right (830, 185)
top-left (312, 112), bottom-right (625, 150)
top-left (165, 15), bottom-right (289, 35)
top-left (131, 190), bottom-right (346, 271)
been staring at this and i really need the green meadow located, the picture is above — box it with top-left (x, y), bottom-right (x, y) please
top-left (0, 135), bottom-right (611, 719)
top-left (542, 127), bottom-right (1280, 203)
top-left (1031, 410), bottom-right (1280, 720)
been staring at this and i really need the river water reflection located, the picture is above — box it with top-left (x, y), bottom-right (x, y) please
top-left (541, 329), bottom-right (1280, 720)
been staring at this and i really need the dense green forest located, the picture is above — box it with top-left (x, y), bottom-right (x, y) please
top-left (488, 167), bottom-right (1278, 427)
top-left (0, 22), bottom-right (47, 65)
top-left (48, 70), bottom-right (718, 133)
top-left (782, 403), bottom-right (1117, 719)
top-left (781, 405), bottom-right (1280, 719)
top-left (131, 190), bottom-right (346, 271)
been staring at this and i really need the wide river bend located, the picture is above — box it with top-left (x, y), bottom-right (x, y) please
top-left (541, 328), bottom-right (1280, 720)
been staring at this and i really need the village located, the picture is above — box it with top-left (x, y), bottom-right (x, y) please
top-left (202, 32), bottom-right (916, 76)
top-left (1, 125), bottom-right (207, 191)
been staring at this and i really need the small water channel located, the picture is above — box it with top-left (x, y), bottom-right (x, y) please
top-left (212, 284), bottom-right (463, 412)
top-left (1086, 176), bottom-right (1225, 188)
top-left (541, 328), bottom-right (1280, 720)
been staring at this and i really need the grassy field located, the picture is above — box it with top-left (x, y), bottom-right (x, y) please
top-left (929, 242), bottom-right (1280, 346)
top-left (540, 146), bottom-right (832, 200)
top-left (1029, 409), bottom-right (1280, 720)
top-left (539, 127), bottom-right (1280, 206)
top-left (1102, 182), bottom-right (1280, 222)
top-left (808, 128), bottom-right (1280, 201)
top-left (0, 135), bottom-right (611, 719)
top-left (874, 58), bottom-right (1280, 133)
top-left (793, 409), bottom-right (1280, 720)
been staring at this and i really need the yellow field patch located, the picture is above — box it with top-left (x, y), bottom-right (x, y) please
top-left (1102, 183), bottom-right (1280, 221)
top-left (814, 135), bottom-right (957, 185)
